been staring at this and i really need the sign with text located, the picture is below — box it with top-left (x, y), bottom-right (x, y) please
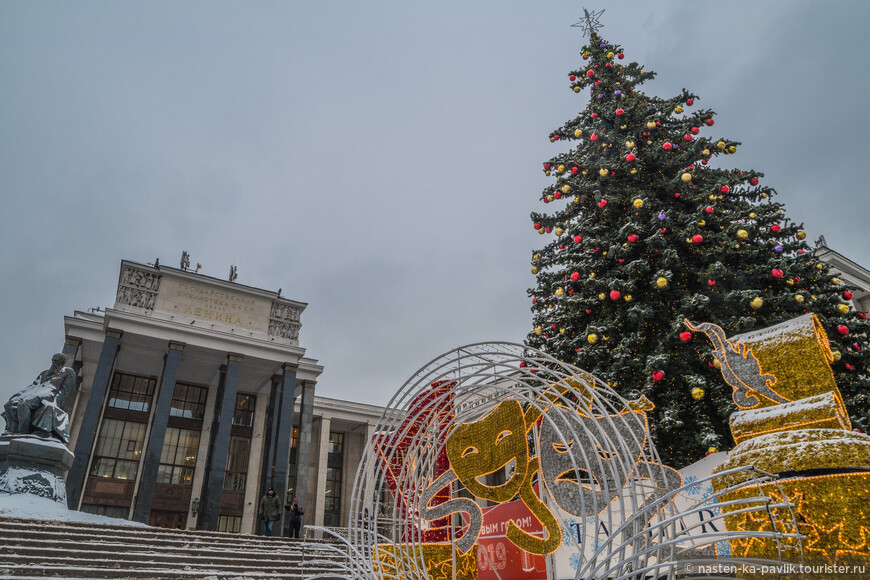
top-left (154, 276), bottom-right (269, 332)
top-left (478, 496), bottom-right (548, 580)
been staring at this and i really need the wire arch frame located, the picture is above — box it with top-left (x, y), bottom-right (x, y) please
top-left (303, 342), bottom-right (801, 580)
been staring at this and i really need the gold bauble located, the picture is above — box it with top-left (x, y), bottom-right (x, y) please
top-left (626, 140), bottom-right (635, 148)
top-left (707, 447), bottom-right (717, 454)
top-left (559, 328), bottom-right (566, 334)
top-left (646, 140), bottom-right (652, 145)
top-left (561, 184), bottom-right (571, 194)
top-left (630, 168), bottom-right (637, 174)
top-left (795, 294), bottom-right (804, 303)
top-left (574, 129), bottom-right (583, 138)
top-left (607, 51), bottom-right (615, 59)
top-left (832, 277), bottom-right (842, 286)
top-left (587, 333), bottom-right (599, 344)
top-left (736, 229), bottom-right (749, 240)
top-left (681, 173), bottom-right (692, 183)
top-left (549, 137), bottom-right (555, 143)
top-left (712, 359), bottom-right (722, 370)
top-left (546, 195), bottom-right (554, 202)
top-left (554, 227), bottom-right (564, 236)
top-left (786, 279), bottom-right (794, 285)
top-left (674, 105), bottom-right (684, 113)
top-left (691, 387), bottom-right (705, 400)
top-left (557, 164), bottom-right (565, 173)
top-left (590, 272), bottom-right (596, 278)
top-left (716, 141), bottom-right (726, 150)
top-left (533, 254), bottom-right (540, 261)
top-left (624, 295), bottom-right (633, 302)
top-left (554, 288), bottom-right (564, 297)
top-left (698, 220), bottom-right (706, 226)
top-left (646, 121), bottom-right (656, 130)
top-left (544, 171), bottom-right (551, 176)
top-left (531, 266), bottom-right (538, 274)
top-left (832, 350), bottom-right (842, 362)
top-left (573, 86), bottom-right (581, 93)
top-left (838, 304), bottom-right (850, 314)
top-left (656, 277), bottom-right (668, 289)
top-left (538, 228), bottom-right (545, 234)
top-left (598, 293), bottom-right (606, 300)
top-left (816, 263), bottom-right (824, 270)
top-left (729, 145), bottom-right (737, 153)
top-left (749, 212), bottom-right (757, 219)
top-left (750, 297), bottom-right (763, 310)
top-left (633, 198), bottom-right (644, 209)
top-left (797, 231), bottom-right (807, 240)
top-left (599, 168), bottom-right (609, 177)
top-left (534, 326), bottom-right (543, 335)
top-left (702, 149), bottom-right (710, 156)
top-left (573, 197), bottom-right (579, 203)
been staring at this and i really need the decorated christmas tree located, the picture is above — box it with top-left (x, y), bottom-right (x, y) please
top-left (526, 21), bottom-right (870, 468)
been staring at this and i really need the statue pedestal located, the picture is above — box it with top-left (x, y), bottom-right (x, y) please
top-left (0, 434), bottom-right (74, 503)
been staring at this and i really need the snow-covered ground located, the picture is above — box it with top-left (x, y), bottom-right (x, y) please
top-left (0, 490), bottom-right (147, 526)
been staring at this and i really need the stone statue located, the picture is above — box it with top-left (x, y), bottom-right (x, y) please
top-left (2, 353), bottom-right (77, 444)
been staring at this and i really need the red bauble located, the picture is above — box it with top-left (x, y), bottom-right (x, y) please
top-left (617, 53), bottom-right (624, 59)
top-left (708, 279), bottom-right (716, 286)
top-left (652, 370), bottom-right (665, 382)
top-left (543, 163), bottom-right (551, 170)
top-left (706, 118), bottom-right (714, 126)
top-left (530, 369), bottom-right (538, 374)
top-left (626, 153), bottom-right (636, 162)
top-left (838, 325), bottom-right (850, 335)
top-left (519, 362), bottom-right (527, 367)
top-left (692, 234), bottom-right (703, 244)
top-left (590, 134), bottom-right (599, 141)
top-left (552, 323), bottom-right (557, 329)
top-left (750, 177), bottom-right (759, 186)
top-left (554, 191), bottom-right (561, 199)
top-left (545, 227), bottom-right (552, 233)
top-left (569, 74), bottom-right (576, 81)
top-left (585, 309), bottom-right (591, 313)
top-left (533, 222), bottom-right (541, 229)
top-left (532, 298), bottom-right (536, 304)
top-left (661, 228), bottom-right (668, 233)
top-left (571, 166), bottom-right (579, 174)
top-left (846, 364), bottom-right (855, 371)
top-left (844, 291), bottom-right (854, 300)
top-left (586, 70), bottom-right (595, 77)
top-left (605, 62), bottom-right (613, 68)
top-left (771, 269), bottom-right (784, 278)
top-left (571, 272), bottom-right (580, 281)
top-left (598, 199), bottom-right (607, 208)
top-left (568, 289), bottom-right (573, 295)
top-left (628, 234), bottom-right (638, 242)
top-left (691, 127), bottom-right (700, 135)
top-left (573, 235), bottom-right (583, 243)
top-left (701, 159), bottom-right (708, 165)
top-left (686, 98), bottom-right (694, 105)
top-left (854, 343), bottom-right (862, 351)
top-left (553, 134), bottom-right (560, 140)
top-left (721, 185), bottom-right (730, 193)
top-left (683, 134), bottom-right (692, 141)
top-left (705, 206), bottom-right (714, 214)
top-left (674, 193), bottom-right (681, 198)
top-left (616, 108), bottom-right (625, 116)
top-left (679, 331), bottom-right (693, 342)
top-left (662, 142), bottom-right (672, 150)
top-left (591, 113), bottom-right (598, 118)
top-left (859, 313), bottom-right (867, 319)
top-left (610, 290), bottom-right (621, 301)
top-left (771, 224), bottom-right (782, 233)
top-left (594, 80), bottom-right (601, 86)
top-left (543, 197), bottom-right (550, 204)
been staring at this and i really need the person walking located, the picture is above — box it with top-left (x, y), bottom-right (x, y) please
top-left (259, 487), bottom-right (281, 537)
top-left (286, 497), bottom-right (304, 539)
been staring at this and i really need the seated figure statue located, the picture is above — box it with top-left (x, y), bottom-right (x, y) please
top-left (2, 354), bottom-right (77, 444)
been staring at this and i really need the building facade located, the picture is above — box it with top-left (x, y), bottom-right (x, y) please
top-left (61, 260), bottom-right (385, 535)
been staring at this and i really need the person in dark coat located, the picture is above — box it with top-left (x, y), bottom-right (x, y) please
top-left (286, 497), bottom-right (304, 538)
top-left (259, 488), bottom-right (281, 537)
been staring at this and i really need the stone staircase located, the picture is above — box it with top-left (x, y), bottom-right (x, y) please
top-left (0, 517), bottom-right (349, 579)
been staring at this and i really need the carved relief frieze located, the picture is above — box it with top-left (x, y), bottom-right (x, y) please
top-left (117, 266), bottom-right (161, 310)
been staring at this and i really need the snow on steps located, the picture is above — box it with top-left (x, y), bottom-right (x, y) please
top-left (0, 517), bottom-right (347, 579)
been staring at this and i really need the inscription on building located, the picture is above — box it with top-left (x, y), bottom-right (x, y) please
top-left (154, 277), bottom-right (269, 332)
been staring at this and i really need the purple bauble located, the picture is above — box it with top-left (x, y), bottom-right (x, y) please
top-left (597, 94), bottom-right (603, 99)
top-left (774, 245), bottom-right (783, 253)
top-left (614, 90), bottom-right (622, 96)
top-left (658, 212), bottom-right (667, 221)
top-left (600, 43), bottom-right (606, 48)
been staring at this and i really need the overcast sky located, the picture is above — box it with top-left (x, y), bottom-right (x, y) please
top-left (1, 1), bottom-right (868, 411)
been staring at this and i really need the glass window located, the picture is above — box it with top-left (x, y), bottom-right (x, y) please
top-left (90, 419), bottom-right (146, 480)
top-left (156, 427), bottom-right (200, 486)
top-left (107, 373), bottom-right (156, 412)
top-left (218, 515), bottom-right (242, 533)
top-left (169, 383), bottom-right (208, 421)
top-left (328, 432), bottom-right (344, 455)
top-left (223, 435), bottom-right (251, 491)
top-left (232, 394), bottom-right (255, 427)
top-left (325, 467), bottom-right (342, 513)
top-left (80, 504), bottom-right (129, 519)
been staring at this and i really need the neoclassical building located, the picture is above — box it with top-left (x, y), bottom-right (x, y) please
top-left (61, 259), bottom-right (385, 535)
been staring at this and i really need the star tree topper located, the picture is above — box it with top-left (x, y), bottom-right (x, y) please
top-left (571, 8), bottom-right (605, 37)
